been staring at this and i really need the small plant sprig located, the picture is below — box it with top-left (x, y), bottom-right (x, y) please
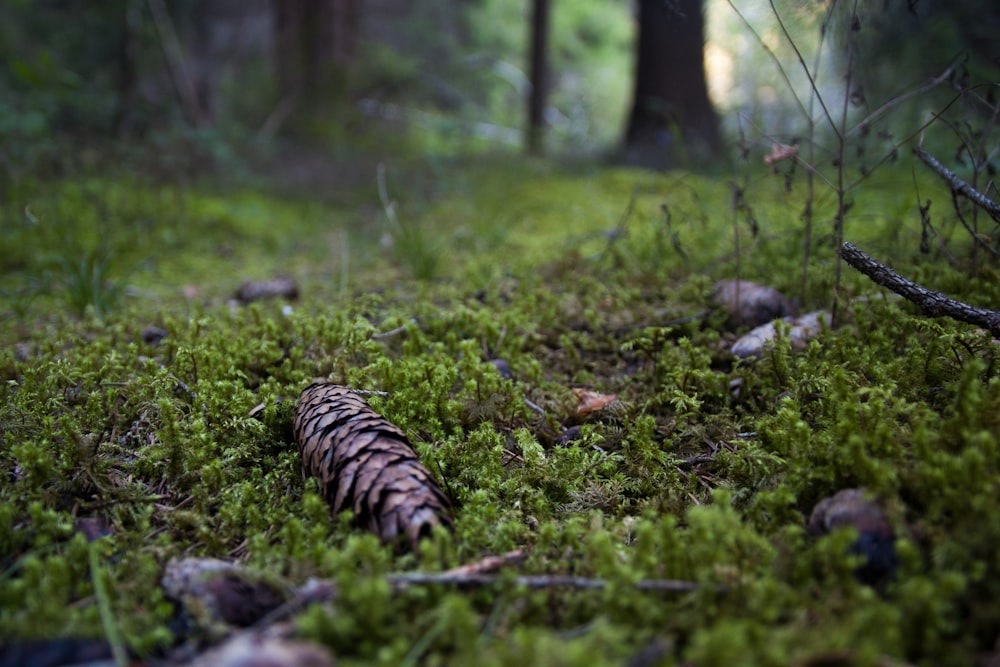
top-left (56, 248), bottom-right (129, 319)
top-left (376, 163), bottom-right (442, 280)
top-left (726, 1), bottom-right (969, 321)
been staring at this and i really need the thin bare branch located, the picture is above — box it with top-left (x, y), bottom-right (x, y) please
top-left (371, 319), bottom-right (417, 339)
top-left (846, 65), bottom-right (955, 139)
top-left (831, 0), bottom-right (860, 328)
top-left (523, 397), bottom-right (546, 417)
top-left (845, 90), bottom-right (974, 193)
top-left (950, 190), bottom-right (999, 256)
top-left (798, 0), bottom-right (832, 303)
top-left (724, 1), bottom-right (810, 122)
top-left (913, 146), bottom-right (1000, 224)
top-left (768, 0), bottom-right (841, 141)
top-left (147, 0), bottom-right (207, 127)
top-left (248, 561), bottom-right (721, 630)
top-left (597, 184), bottom-right (641, 271)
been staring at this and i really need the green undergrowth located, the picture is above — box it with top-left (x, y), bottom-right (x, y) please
top-left (1, 158), bottom-right (1000, 666)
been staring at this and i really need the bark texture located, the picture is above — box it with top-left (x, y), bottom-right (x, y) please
top-left (623, 0), bottom-right (721, 169)
top-left (839, 242), bottom-right (1000, 337)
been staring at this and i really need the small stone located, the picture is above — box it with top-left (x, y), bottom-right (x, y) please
top-left (141, 325), bottom-right (169, 345)
top-left (73, 516), bottom-right (113, 542)
top-left (0, 638), bottom-right (113, 667)
top-left (731, 310), bottom-right (829, 359)
top-left (234, 277), bottom-right (299, 304)
top-left (808, 488), bottom-right (898, 587)
top-left (488, 358), bottom-right (513, 379)
top-left (163, 558), bottom-right (292, 635)
top-left (555, 425), bottom-right (583, 446)
top-left (187, 634), bottom-right (334, 667)
top-left (713, 280), bottom-right (794, 329)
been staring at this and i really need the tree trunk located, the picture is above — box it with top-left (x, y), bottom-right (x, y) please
top-left (114, 0), bottom-right (142, 136)
top-left (527, 0), bottom-right (551, 154)
top-left (191, 1), bottom-right (216, 125)
top-left (273, 0), bottom-right (358, 107)
top-left (623, 0), bottom-right (721, 169)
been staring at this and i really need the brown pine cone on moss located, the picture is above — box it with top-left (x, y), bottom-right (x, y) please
top-left (293, 381), bottom-right (453, 550)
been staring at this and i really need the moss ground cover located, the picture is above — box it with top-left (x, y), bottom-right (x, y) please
top-left (1, 157), bottom-right (999, 665)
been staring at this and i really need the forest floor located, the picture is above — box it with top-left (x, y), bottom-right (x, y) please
top-left (1, 151), bottom-right (1000, 666)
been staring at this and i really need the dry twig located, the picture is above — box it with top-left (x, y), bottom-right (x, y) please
top-left (839, 242), bottom-right (1000, 337)
top-left (439, 550), bottom-right (527, 577)
top-left (162, 553), bottom-right (724, 647)
top-left (385, 572), bottom-right (720, 593)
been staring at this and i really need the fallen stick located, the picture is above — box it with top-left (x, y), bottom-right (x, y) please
top-left (165, 551), bottom-right (724, 641)
top-left (438, 549), bottom-right (526, 577)
top-left (385, 572), bottom-right (720, 593)
top-left (838, 242), bottom-right (1000, 337)
top-left (187, 566), bottom-right (712, 667)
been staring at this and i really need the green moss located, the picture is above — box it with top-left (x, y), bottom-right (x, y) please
top-left (1, 157), bottom-right (998, 664)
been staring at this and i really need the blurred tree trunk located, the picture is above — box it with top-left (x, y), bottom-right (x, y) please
top-left (148, 0), bottom-right (211, 128)
top-left (191, 1), bottom-right (217, 125)
top-left (527, 0), bottom-right (550, 154)
top-left (273, 0), bottom-right (358, 106)
top-left (623, 0), bottom-right (720, 169)
top-left (114, 0), bottom-right (142, 136)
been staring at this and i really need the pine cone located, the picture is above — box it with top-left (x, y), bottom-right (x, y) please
top-left (292, 382), bottom-right (452, 549)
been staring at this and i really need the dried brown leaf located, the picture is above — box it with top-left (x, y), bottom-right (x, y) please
top-left (572, 388), bottom-right (619, 417)
top-left (764, 143), bottom-right (799, 171)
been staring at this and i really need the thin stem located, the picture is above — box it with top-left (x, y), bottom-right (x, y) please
top-left (376, 162), bottom-right (401, 232)
top-left (844, 64), bottom-right (955, 139)
top-left (950, 190), bottom-right (999, 257)
top-left (386, 571), bottom-right (722, 593)
top-left (844, 88), bottom-right (975, 193)
top-left (725, 1), bottom-right (810, 121)
top-left (971, 97), bottom-right (1000, 268)
top-left (769, 0), bottom-right (841, 141)
top-left (731, 180), bottom-right (742, 292)
top-left (831, 1), bottom-right (858, 328)
top-left (798, 2), bottom-right (835, 305)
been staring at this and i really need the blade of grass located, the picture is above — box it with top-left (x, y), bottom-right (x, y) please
top-left (89, 541), bottom-right (129, 667)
